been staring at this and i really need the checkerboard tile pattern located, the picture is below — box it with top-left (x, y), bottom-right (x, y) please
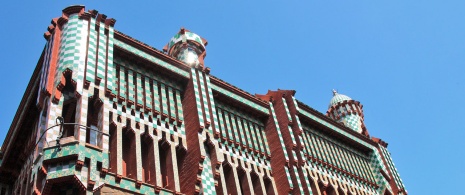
top-left (200, 148), bottom-right (217, 195)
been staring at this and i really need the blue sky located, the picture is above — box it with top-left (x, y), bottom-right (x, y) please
top-left (1, 1), bottom-right (464, 194)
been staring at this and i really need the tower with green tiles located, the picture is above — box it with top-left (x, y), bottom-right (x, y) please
top-left (0, 5), bottom-right (406, 195)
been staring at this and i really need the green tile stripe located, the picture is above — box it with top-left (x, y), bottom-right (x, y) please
top-left (301, 132), bottom-right (314, 161)
top-left (197, 73), bottom-right (211, 125)
top-left (235, 117), bottom-right (248, 148)
top-left (37, 33), bottom-right (54, 104)
top-left (96, 21), bottom-right (107, 81)
top-left (333, 146), bottom-right (350, 176)
top-left (284, 166), bottom-right (294, 190)
top-left (168, 87), bottom-right (176, 119)
top-left (282, 97), bottom-right (293, 122)
top-left (106, 26), bottom-right (116, 94)
top-left (160, 83), bottom-right (169, 117)
top-left (86, 17), bottom-right (97, 82)
top-left (293, 166), bottom-right (305, 194)
top-left (305, 124), bottom-right (367, 157)
top-left (287, 125), bottom-right (297, 146)
top-left (380, 146), bottom-right (405, 189)
top-left (152, 80), bottom-right (161, 114)
top-left (301, 166), bottom-right (314, 195)
top-left (270, 103), bottom-right (289, 161)
top-left (114, 39), bottom-right (189, 78)
top-left (245, 120), bottom-right (259, 153)
top-left (297, 135), bottom-right (308, 156)
top-left (197, 72), bottom-right (214, 135)
top-left (216, 108), bottom-right (228, 144)
top-left (127, 69), bottom-right (135, 102)
top-left (210, 84), bottom-right (268, 115)
top-left (191, 69), bottom-right (205, 127)
top-left (321, 138), bottom-right (338, 169)
top-left (223, 110), bottom-right (234, 143)
top-left (240, 119), bottom-right (254, 151)
top-left (175, 89), bottom-right (186, 136)
top-left (252, 123), bottom-right (266, 156)
top-left (118, 66), bottom-right (127, 99)
top-left (229, 112), bottom-right (241, 145)
top-left (144, 76), bottom-right (153, 110)
top-left (136, 73), bottom-right (144, 106)
top-left (298, 108), bottom-right (372, 149)
top-left (313, 136), bottom-right (329, 165)
top-left (205, 75), bottom-right (220, 135)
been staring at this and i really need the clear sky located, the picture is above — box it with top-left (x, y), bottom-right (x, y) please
top-left (1, 1), bottom-right (464, 194)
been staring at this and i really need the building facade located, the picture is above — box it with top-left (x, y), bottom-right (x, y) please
top-left (0, 6), bottom-right (407, 195)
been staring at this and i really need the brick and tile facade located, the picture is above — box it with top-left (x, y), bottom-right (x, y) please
top-left (0, 5), bottom-right (406, 195)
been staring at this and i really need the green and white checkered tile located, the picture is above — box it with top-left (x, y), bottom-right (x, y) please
top-left (96, 22), bottom-right (107, 82)
top-left (86, 17), bottom-right (97, 83)
top-left (200, 149), bottom-right (217, 195)
top-left (106, 27), bottom-right (116, 94)
top-left (380, 145), bottom-right (406, 190)
top-left (341, 114), bottom-right (363, 133)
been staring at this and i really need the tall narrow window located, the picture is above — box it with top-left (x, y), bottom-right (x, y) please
top-left (264, 176), bottom-right (274, 195)
top-left (223, 162), bottom-right (238, 195)
top-left (141, 133), bottom-right (156, 185)
top-left (109, 123), bottom-right (117, 173)
top-left (86, 96), bottom-right (102, 147)
top-left (61, 74), bottom-right (77, 138)
top-left (122, 127), bottom-right (137, 180)
top-left (237, 167), bottom-right (250, 195)
top-left (159, 138), bottom-right (174, 191)
top-left (251, 172), bottom-right (263, 195)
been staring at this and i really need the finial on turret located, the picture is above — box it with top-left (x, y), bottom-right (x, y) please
top-left (332, 89), bottom-right (338, 96)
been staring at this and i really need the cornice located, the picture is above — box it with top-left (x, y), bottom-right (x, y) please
top-left (209, 76), bottom-right (269, 108)
top-left (296, 100), bottom-right (377, 151)
top-left (1, 48), bottom-right (44, 161)
top-left (114, 30), bottom-right (191, 73)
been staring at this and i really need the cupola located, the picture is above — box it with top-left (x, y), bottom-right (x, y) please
top-left (164, 28), bottom-right (208, 68)
top-left (326, 90), bottom-right (369, 136)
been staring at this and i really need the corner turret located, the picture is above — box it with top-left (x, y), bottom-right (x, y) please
top-left (326, 90), bottom-right (369, 136)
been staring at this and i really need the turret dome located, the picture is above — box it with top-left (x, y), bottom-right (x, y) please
top-left (164, 28), bottom-right (208, 68)
top-left (329, 90), bottom-right (352, 108)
